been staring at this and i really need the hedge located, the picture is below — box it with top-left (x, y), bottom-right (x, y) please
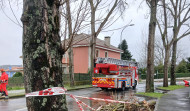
top-left (8, 73), bottom-right (106, 87)
top-left (8, 73), bottom-right (190, 86)
top-left (8, 77), bottom-right (24, 87)
top-left (141, 73), bottom-right (190, 79)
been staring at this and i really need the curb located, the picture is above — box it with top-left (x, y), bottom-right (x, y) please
top-left (8, 86), bottom-right (93, 98)
top-left (155, 87), bottom-right (170, 92)
top-left (134, 94), bottom-right (158, 99)
top-left (66, 86), bottom-right (93, 91)
top-left (154, 98), bottom-right (160, 111)
top-left (9, 94), bottom-right (25, 98)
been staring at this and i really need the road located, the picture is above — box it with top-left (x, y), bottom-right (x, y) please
top-left (0, 81), bottom-right (181, 111)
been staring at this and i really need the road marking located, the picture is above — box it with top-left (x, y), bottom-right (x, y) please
top-left (16, 107), bottom-right (27, 111)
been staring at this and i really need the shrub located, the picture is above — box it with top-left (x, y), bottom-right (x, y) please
top-left (13, 72), bottom-right (23, 77)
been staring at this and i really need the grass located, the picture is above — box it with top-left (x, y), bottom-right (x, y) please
top-left (137, 85), bottom-right (185, 98)
top-left (136, 92), bottom-right (165, 98)
top-left (157, 85), bottom-right (185, 91)
top-left (65, 85), bottom-right (92, 90)
top-left (7, 86), bottom-right (24, 91)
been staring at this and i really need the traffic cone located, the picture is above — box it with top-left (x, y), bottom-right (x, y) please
top-left (183, 80), bottom-right (189, 87)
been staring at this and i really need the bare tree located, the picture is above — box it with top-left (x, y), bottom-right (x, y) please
top-left (0, 0), bottom-right (22, 27)
top-left (62, 0), bottom-right (90, 86)
top-left (21, 0), bottom-right (67, 110)
top-left (65, 0), bottom-right (74, 87)
top-left (145, 0), bottom-right (158, 92)
top-left (88, 0), bottom-right (127, 76)
top-left (139, 32), bottom-right (165, 67)
top-left (168, 0), bottom-right (190, 85)
top-left (156, 0), bottom-right (173, 87)
top-left (154, 36), bottom-right (165, 65)
top-left (157, 0), bottom-right (190, 86)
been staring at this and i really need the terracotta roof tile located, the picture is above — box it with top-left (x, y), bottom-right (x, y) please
top-left (62, 33), bottom-right (122, 52)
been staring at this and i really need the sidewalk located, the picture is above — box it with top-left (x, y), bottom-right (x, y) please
top-left (8, 89), bottom-right (25, 98)
top-left (155, 87), bottom-right (190, 111)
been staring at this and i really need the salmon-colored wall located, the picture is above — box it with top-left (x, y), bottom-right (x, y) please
top-left (97, 48), bottom-right (120, 59)
top-left (62, 46), bottom-right (121, 74)
top-left (73, 47), bottom-right (89, 73)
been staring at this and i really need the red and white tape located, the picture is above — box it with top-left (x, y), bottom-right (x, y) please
top-left (26, 87), bottom-right (129, 111)
top-left (74, 95), bottom-right (130, 104)
top-left (26, 87), bottom-right (67, 97)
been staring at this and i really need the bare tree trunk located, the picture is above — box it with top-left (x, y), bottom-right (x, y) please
top-left (88, 0), bottom-right (119, 77)
top-left (21, 0), bottom-right (67, 110)
top-left (90, 35), bottom-right (96, 77)
top-left (66, 0), bottom-right (74, 86)
top-left (146, 0), bottom-right (157, 93)
top-left (69, 47), bottom-right (74, 86)
top-left (170, 39), bottom-right (177, 85)
top-left (163, 48), bottom-right (170, 87)
top-left (89, 0), bottom-right (96, 77)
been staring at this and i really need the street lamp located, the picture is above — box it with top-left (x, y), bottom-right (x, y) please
top-left (120, 24), bottom-right (134, 60)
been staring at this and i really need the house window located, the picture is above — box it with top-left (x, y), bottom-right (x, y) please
top-left (105, 51), bottom-right (108, 57)
top-left (95, 49), bottom-right (99, 57)
top-left (63, 67), bottom-right (67, 74)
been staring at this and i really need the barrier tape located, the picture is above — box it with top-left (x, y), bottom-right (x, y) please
top-left (26, 87), bottom-right (129, 111)
top-left (25, 87), bottom-right (67, 97)
top-left (67, 94), bottom-right (84, 111)
top-left (74, 95), bottom-right (130, 104)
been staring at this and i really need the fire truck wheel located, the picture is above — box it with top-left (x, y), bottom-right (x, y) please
top-left (122, 82), bottom-right (125, 91)
top-left (132, 80), bottom-right (137, 90)
top-left (101, 87), bottom-right (108, 90)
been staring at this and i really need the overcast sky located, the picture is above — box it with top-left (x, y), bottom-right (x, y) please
top-left (0, 1), bottom-right (189, 65)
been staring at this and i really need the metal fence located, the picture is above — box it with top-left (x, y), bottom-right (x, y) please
top-left (63, 73), bottom-right (105, 81)
top-left (8, 73), bottom-right (106, 86)
top-left (63, 73), bottom-right (106, 85)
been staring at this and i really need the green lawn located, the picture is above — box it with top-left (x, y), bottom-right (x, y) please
top-left (136, 92), bottom-right (165, 98)
top-left (7, 86), bottom-right (24, 91)
top-left (64, 85), bottom-right (92, 90)
top-left (136, 85), bottom-right (185, 98)
top-left (157, 85), bottom-right (185, 91)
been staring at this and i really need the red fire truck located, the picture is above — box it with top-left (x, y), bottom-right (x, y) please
top-left (92, 57), bottom-right (138, 90)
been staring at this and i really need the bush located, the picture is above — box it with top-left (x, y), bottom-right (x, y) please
top-left (155, 64), bottom-right (164, 73)
top-left (176, 59), bottom-right (188, 73)
top-left (8, 77), bottom-right (24, 87)
top-left (13, 72), bottom-right (23, 77)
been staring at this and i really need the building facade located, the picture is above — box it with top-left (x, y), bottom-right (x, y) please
top-left (62, 33), bottom-right (122, 74)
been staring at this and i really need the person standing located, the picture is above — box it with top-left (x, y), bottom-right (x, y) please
top-left (0, 69), bottom-right (9, 98)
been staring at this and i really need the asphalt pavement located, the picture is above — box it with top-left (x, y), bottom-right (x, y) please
top-left (1, 78), bottom-right (189, 111)
top-left (156, 87), bottom-right (190, 111)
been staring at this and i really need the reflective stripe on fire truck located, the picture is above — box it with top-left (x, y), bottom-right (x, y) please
top-left (92, 78), bottom-right (115, 87)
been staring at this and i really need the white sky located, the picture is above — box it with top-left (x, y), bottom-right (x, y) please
top-left (0, 1), bottom-right (189, 65)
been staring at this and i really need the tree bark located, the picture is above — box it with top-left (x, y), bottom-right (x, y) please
top-left (69, 47), bottom-right (74, 86)
top-left (170, 39), bottom-right (177, 85)
top-left (163, 48), bottom-right (170, 87)
top-left (66, 0), bottom-right (74, 87)
top-left (88, 0), bottom-right (119, 77)
top-left (89, 0), bottom-right (96, 77)
top-left (21, 0), bottom-right (67, 110)
top-left (146, 0), bottom-right (157, 93)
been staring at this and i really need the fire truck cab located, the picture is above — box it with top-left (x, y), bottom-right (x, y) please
top-left (92, 58), bottom-right (138, 90)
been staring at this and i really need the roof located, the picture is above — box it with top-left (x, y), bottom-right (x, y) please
top-left (62, 33), bottom-right (122, 53)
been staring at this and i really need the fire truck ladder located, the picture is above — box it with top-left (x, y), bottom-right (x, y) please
top-left (96, 57), bottom-right (137, 67)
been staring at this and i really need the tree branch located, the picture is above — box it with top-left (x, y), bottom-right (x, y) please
top-left (96, 0), bottom-right (119, 36)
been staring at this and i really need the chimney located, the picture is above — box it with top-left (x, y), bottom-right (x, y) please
top-left (104, 36), bottom-right (110, 46)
